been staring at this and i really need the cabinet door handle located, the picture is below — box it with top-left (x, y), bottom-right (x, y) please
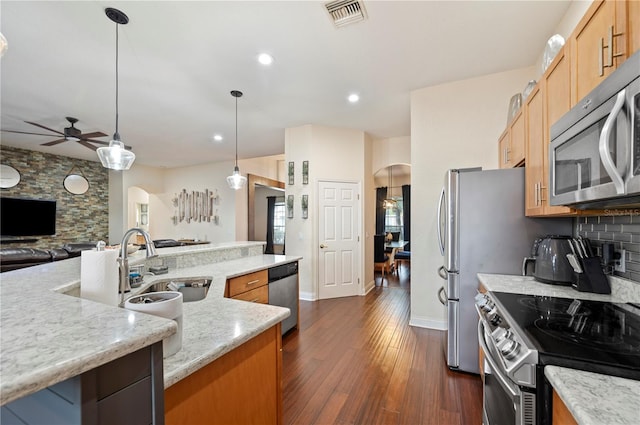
top-left (247, 279), bottom-right (260, 285)
top-left (534, 182), bottom-right (539, 206)
top-left (607, 25), bottom-right (625, 67)
top-left (250, 298), bottom-right (260, 303)
top-left (599, 36), bottom-right (605, 76)
top-left (540, 184), bottom-right (547, 203)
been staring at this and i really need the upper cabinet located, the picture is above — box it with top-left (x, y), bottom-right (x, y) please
top-left (498, 111), bottom-right (525, 169)
top-left (570, 0), bottom-right (630, 105)
top-left (512, 0), bottom-right (639, 217)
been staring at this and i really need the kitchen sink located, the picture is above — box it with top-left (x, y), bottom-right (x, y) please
top-left (143, 276), bottom-right (212, 302)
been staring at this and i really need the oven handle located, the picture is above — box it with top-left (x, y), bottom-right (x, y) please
top-left (477, 320), bottom-right (520, 400)
top-left (599, 89), bottom-right (627, 195)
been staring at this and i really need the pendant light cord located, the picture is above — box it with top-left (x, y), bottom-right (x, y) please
top-left (235, 95), bottom-right (238, 167)
top-left (114, 22), bottom-right (120, 140)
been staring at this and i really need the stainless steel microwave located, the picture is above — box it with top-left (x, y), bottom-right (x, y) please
top-left (550, 49), bottom-right (639, 209)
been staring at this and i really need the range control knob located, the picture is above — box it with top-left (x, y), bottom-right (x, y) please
top-left (499, 339), bottom-right (521, 360)
top-left (491, 327), bottom-right (513, 344)
top-left (487, 308), bottom-right (502, 326)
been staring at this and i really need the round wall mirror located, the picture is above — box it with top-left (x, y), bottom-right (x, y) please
top-left (64, 174), bottom-right (89, 195)
top-left (0, 164), bottom-right (21, 188)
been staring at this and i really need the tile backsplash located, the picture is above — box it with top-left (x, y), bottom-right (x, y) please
top-left (576, 213), bottom-right (640, 282)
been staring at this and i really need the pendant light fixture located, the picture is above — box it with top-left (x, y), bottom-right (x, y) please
top-left (227, 90), bottom-right (247, 190)
top-left (97, 7), bottom-right (136, 171)
top-left (383, 165), bottom-right (397, 209)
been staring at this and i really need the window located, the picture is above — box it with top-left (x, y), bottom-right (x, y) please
top-left (273, 201), bottom-right (286, 244)
top-left (385, 197), bottom-right (403, 235)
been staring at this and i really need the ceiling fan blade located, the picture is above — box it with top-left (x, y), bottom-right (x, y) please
top-left (77, 140), bottom-right (98, 151)
top-left (24, 121), bottom-right (64, 135)
top-left (1, 129), bottom-right (60, 137)
top-left (80, 131), bottom-right (108, 139)
top-left (41, 138), bottom-right (67, 146)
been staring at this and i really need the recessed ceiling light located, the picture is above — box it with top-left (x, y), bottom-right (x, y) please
top-left (348, 93), bottom-right (360, 103)
top-left (213, 134), bottom-right (223, 142)
top-left (258, 53), bottom-right (273, 65)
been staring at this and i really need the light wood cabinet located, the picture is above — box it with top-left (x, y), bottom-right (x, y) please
top-left (226, 269), bottom-right (269, 301)
top-left (570, 0), bottom-right (630, 105)
top-left (498, 112), bottom-right (525, 169)
top-left (552, 389), bottom-right (578, 425)
top-left (232, 284), bottom-right (269, 304)
top-left (498, 129), bottom-right (511, 168)
top-left (525, 46), bottom-right (576, 217)
top-left (165, 324), bottom-right (282, 425)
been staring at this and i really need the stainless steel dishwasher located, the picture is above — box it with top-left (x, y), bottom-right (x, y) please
top-left (268, 262), bottom-right (298, 335)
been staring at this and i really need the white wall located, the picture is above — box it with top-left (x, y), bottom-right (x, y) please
top-left (372, 136), bottom-right (411, 175)
top-left (285, 124), bottom-right (369, 300)
top-left (410, 65), bottom-right (536, 329)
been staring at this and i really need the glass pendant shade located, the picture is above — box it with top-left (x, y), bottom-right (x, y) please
top-left (227, 165), bottom-right (247, 190)
top-left (96, 139), bottom-right (136, 170)
top-left (227, 90), bottom-right (245, 190)
top-left (383, 165), bottom-right (396, 209)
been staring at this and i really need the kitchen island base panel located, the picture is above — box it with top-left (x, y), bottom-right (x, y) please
top-left (165, 324), bottom-right (282, 425)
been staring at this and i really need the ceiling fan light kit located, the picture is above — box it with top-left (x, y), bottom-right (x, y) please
top-left (97, 7), bottom-right (135, 171)
top-left (226, 90), bottom-right (247, 190)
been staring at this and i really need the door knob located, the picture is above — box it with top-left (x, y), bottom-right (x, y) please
top-left (320, 244), bottom-right (327, 248)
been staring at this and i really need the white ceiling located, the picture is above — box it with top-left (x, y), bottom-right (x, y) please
top-left (0, 1), bottom-right (571, 169)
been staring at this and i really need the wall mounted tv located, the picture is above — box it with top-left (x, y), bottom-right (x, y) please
top-left (1, 197), bottom-right (57, 236)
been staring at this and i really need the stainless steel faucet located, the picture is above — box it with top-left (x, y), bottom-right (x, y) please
top-left (118, 227), bottom-right (157, 305)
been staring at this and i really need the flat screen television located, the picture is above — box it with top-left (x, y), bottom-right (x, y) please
top-left (1, 197), bottom-right (57, 236)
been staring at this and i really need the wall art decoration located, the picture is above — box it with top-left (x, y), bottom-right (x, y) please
top-left (288, 161), bottom-right (294, 185)
top-left (301, 194), bottom-right (309, 219)
top-left (302, 161), bottom-right (309, 185)
top-left (287, 194), bottom-right (294, 218)
top-left (172, 188), bottom-right (220, 225)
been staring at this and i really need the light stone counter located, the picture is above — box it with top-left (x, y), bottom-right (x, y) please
top-left (477, 273), bottom-right (640, 303)
top-left (478, 273), bottom-right (640, 425)
top-left (0, 241), bottom-right (298, 406)
top-left (545, 366), bottom-right (640, 425)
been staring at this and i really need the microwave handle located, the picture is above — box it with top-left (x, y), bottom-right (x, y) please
top-left (599, 89), bottom-right (627, 195)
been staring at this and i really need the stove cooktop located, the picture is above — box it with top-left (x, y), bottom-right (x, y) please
top-left (492, 292), bottom-right (640, 380)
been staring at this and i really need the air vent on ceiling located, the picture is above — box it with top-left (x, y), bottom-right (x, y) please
top-left (325, 0), bottom-right (367, 28)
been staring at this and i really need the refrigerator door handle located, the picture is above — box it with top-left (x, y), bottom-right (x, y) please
top-left (437, 286), bottom-right (447, 305)
top-left (437, 187), bottom-right (445, 255)
top-left (437, 265), bottom-right (447, 280)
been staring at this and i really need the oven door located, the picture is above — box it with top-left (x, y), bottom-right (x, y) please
top-left (478, 320), bottom-right (536, 425)
top-left (550, 87), bottom-right (631, 208)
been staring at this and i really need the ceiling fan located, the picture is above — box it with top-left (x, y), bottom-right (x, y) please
top-left (2, 117), bottom-right (130, 151)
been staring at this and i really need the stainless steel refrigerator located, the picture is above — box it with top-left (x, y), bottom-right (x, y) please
top-left (436, 167), bottom-right (572, 374)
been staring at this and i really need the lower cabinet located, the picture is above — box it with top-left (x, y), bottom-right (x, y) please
top-left (0, 342), bottom-right (165, 425)
top-left (164, 324), bottom-right (282, 425)
top-left (552, 389), bottom-right (578, 425)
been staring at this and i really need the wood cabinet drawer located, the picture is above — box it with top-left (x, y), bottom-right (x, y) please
top-left (227, 270), bottom-right (268, 297)
top-left (231, 285), bottom-right (269, 304)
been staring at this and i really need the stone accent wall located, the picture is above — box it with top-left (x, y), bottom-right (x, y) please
top-left (1, 146), bottom-right (108, 249)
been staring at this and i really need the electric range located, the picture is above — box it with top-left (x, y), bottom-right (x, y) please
top-left (475, 291), bottom-right (640, 425)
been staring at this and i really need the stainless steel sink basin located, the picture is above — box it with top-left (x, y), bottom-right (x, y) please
top-left (143, 276), bottom-right (212, 302)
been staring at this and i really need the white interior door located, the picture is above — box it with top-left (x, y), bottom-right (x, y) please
top-left (318, 181), bottom-right (360, 299)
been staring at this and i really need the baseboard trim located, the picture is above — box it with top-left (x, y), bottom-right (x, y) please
top-left (363, 280), bottom-right (376, 295)
top-left (299, 291), bottom-right (316, 301)
top-left (409, 316), bottom-right (447, 330)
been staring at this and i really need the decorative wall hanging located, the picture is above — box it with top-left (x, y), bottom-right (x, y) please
top-left (302, 161), bottom-right (309, 185)
top-left (63, 164), bottom-right (89, 195)
top-left (0, 164), bottom-right (20, 188)
top-left (172, 188), bottom-right (220, 224)
top-left (287, 194), bottom-right (294, 218)
top-left (302, 194), bottom-right (309, 219)
top-left (288, 162), bottom-right (294, 185)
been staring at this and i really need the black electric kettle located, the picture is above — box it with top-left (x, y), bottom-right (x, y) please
top-left (522, 235), bottom-right (575, 285)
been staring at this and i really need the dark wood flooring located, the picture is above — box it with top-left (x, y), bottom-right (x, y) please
top-left (282, 265), bottom-right (483, 425)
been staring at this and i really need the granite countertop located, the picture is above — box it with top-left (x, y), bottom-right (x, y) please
top-left (478, 273), bottom-right (640, 425)
top-left (0, 241), bottom-right (299, 405)
top-left (545, 366), bottom-right (640, 425)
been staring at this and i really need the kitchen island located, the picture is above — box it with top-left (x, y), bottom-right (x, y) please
top-left (0, 241), bottom-right (300, 424)
top-left (478, 273), bottom-right (640, 425)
